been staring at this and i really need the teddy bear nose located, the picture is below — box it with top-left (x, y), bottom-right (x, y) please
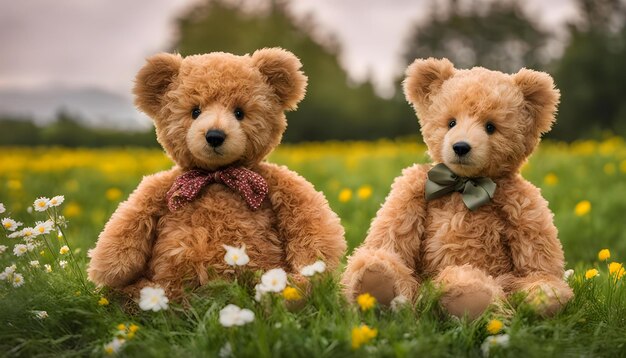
top-left (452, 141), bottom-right (472, 156)
top-left (205, 130), bottom-right (226, 148)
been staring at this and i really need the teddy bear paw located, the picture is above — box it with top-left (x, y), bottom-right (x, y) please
top-left (358, 265), bottom-right (397, 306)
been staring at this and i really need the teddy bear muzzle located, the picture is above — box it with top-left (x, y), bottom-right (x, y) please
top-left (205, 129), bottom-right (227, 148)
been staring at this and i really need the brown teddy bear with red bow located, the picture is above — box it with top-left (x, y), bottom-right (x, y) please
top-left (87, 48), bottom-right (346, 297)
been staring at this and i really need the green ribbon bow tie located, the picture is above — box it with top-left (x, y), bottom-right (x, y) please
top-left (425, 163), bottom-right (496, 211)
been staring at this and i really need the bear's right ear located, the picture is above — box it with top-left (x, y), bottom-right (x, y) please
top-left (403, 58), bottom-right (455, 113)
top-left (251, 48), bottom-right (308, 110)
top-left (133, 53), bottom-right (183, 117)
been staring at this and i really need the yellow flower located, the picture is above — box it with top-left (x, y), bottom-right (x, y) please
top-left (282, 286), bottom-right (302, 301)
top-left (116, 323), bottom-right (127, 331)
top-left (598, 249), bottom-right (610, 261)
top-left (357, 185), bottom-right (373, 200)
top-left (338, 188), bottom-right (353, 203)
top-left (351, 324), bottom-right (378, 349)
top-left (486, 319), bottom-right (504, 335)
top-left (543, 173), bottom-right (558, 186)
top-left (609, 262), bottom-right (625, 279)
top-left (98, 297), bottom-right (110, 306)
top-left (585, 268), bottom-right (599, 279)
top-left (574, 200), bottom-right (591, 217)
top-left (59, 245), bottom-right (70, 255)
top-left (603, 163), bottom-right (616, 175)
top-left (63, 202), bottom-right (82, 218)
top-left (129, 324), bottom-right (139, 333)
top-left (356, 293), bottom-right (376, 312)
top-left (106, 188), bottom-right (123, 202)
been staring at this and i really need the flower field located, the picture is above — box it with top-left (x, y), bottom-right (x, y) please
top-left (1, 138), bottom-right (626, 357)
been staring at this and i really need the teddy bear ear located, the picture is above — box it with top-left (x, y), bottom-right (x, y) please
top-left (251, 48), bottom-right (308, 110)
top-left (133, 53), bottom-right (183, 117)
top-left (403, 58), bottom-right (455, 112)
top-left (513, 68), bottom-right (560, 135)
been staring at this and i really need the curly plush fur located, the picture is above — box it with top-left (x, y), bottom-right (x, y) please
top-left (87, 48), bottom-right (346, 297)
top-left (342, 58), bottom-right (573, 319)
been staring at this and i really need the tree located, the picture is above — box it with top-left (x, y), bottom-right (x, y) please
top-left (171, 0), bottom-right (415, 142)
top-left (403, 0), bottom-right (549, 73)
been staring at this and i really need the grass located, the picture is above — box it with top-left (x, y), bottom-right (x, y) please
top-left (1, 138), bottom-right (626, 357)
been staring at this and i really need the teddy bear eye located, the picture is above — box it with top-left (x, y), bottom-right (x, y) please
top-left (448, 119), bottom-right (456, 129)
top-left (234, 107), bottom-right (245, 121)
top-left (485, 122), bottom-right (496, 134)
top-left (191, 107), bottom-right (201, 119)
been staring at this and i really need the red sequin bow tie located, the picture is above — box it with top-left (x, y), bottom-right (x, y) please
top-left (166, 167), bottom-right (269, 212)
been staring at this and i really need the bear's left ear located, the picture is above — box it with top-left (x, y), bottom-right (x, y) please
top-left (513, 69), bottom-right (560, 135)
top-left (252, 48), bottom-right (308, 110)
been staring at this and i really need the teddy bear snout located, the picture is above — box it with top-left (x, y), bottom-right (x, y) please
top-left (205, 130), bottom-right (227, 148)
top-left (452, 141), bottom-right (472, 156)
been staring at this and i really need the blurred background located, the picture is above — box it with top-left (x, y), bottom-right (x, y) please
top-left (1, 0), bottom-right (625, 264)
top-left (1, 0), bottom-right (626, 143)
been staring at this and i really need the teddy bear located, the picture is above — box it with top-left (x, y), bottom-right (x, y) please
top-left (87, 48), bottom-right (346, 297)
top-left (342, 58), bottom-right (573, 319)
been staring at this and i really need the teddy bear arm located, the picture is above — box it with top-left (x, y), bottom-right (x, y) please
top-left (258, 163), bottom-right (346, 273)
top-left (87, 171), bottom-right (174, 288)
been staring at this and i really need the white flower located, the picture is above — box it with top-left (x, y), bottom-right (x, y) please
top-left (219, 304), bottom-right (255, 327)
top-left (21, 227), bottom-right (39, 239)
top-left (139, 286), bottom-right (169, 311)
top-left (0, 245), bottom-right (7, 254)
top-left (59, 245), bottom-right (70, 255)
top-left (390, 295), bottom-right (409, 311)
top-left (104, 337), bottom-right (125, 355)
top-left (4, 264), bottom-right (17, 275)
top-left (0, 203), bottom-right (5, 214)
top-left (59, 260), bottom-right (68, 269)
top-left (254, 284), bottom-right (265, 302)
top-left (563, 269), bottom-right (574, 281)
top-left (44, 264), bottom-right (52, 273)
top-left (25, 241), bottom-right (37, 252)
top-left (260, 268), bottom-right (288, 293)
top-left (2, 218), bottom-right (21, 232)
top-left (30, 260), bottom-right (40, 268)
top-left (33, 197), bottom-right (50, 212)
top-left (8, 231), bottom-right (23, 239)
top-left (222, 244), bottom-right (250, 266)
top-left (33, 310), bottom-right (48, 319)
top-left (481, 334), bottom-right (510, 357)
top-left (48, 195), bottom-right (65, 207)
top-left (13, 244), bottom-right (28, 257)
top-left (219, 342), bottom-right (233, 358)
top-left (300, 260), bottom-right (327, 277)
top-left (34, 220), bottom-right (54, 235)
top-left (12, 273), bottom-right (24, 287)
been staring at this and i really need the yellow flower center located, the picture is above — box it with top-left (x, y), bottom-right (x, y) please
top-left (38, 227), bottom-right (45, 233)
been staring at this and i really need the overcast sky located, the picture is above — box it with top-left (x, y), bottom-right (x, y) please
top-left (0, 0), bottom-right (579, 98)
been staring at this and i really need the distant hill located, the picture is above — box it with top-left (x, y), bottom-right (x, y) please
top-left (0, 86), bottom-right (151, 130)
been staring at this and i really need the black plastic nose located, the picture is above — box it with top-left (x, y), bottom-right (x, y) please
top-left (205, 130), bottom-right (226, 148)
top-left (452, 141), bottom-right (471, 156)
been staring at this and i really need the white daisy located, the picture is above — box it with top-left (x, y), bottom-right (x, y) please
top-left (219, 342), bottom-right (233, 358)
top-left (8, 231), bottom-right (23, 239)
top-left (33, 310), bottom-right (48, 319)
top-left (44, 264), bottom-right (52, 273)
top-left (59, 260), bottom-right (68, 269)
top-left (12, 273), bottom-right (24, 287)
top-left (13, 244), bottom-right (28, 257)
top-left (563, 269), bottom-right (574, 281)
top-left (59, 245), bottom-right (70, 255)
top-left (21, 227), bottom-right (39, 239)
top-left (139, 286), bottom-right (169, 311)
top-left (481, 334), bottom-right (510, 357)
top-left (104, 337), bottom-right (125, 355)
top-left (222, 244), bottom-right (250, 266)
top-left (300, 260), bottom-right (327, 277)
top-left (0, 203), bottom-right (5, 214)
top-left (48, 195), bottom-right (65, 207)
top-left (4, 264), bottom-right (17, 275)
top-left (2, 218), bottom-right (21, 232)
top-left (259, 268), bottom-right (288, 293)
top-left (29, 260), bottom-right (40, 268)
top-left (34, 220), bottom-right (54, 235)
top-left (33, 197), bottom-right (50, 212)
top-left (0, 245), bottom-right (7, 254)
top-left (219, 304), bottom-right (255, 327)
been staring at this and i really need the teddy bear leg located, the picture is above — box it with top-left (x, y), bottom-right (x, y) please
top-left (342, 248), bottom-right (418, 306)
top-left (501, 273), bottom-right (573, 317)
top-left (435, 264), bottom-right (504, 320)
